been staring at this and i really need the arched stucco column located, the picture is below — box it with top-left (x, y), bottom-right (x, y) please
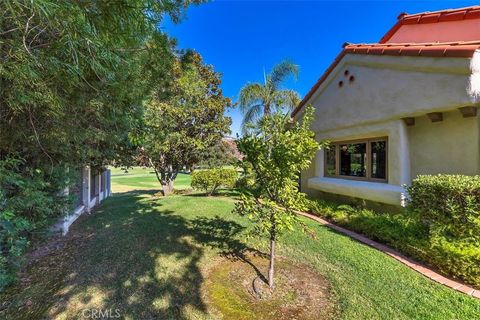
top-left (397, 120), bottom-right (411, 186)
top-left (314, 148), bottom-right (324, 178)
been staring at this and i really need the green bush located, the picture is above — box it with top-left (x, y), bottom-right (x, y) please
top-left (0, 157), bottom-right (73, 291)
top-left (191, 168), bottom-right (237, 195)
top-left (407, 175), bottom-right (480, 239)
top-left (429, 235), bottom-right (480, 286)
top-left (304, 193), bottom-right (480, 287)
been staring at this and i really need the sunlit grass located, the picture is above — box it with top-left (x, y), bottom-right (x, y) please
top-left (109, 166), bottom-right (192, 193)
top-left (1, 171), bottom-right (479, 319)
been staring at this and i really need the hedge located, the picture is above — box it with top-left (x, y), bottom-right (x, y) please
top-left (407, 174), bottom-right (480, 239)
top-left (191, 168), bottom-right (237, 195)
top-left (0, 157), bottom-right (72, 291)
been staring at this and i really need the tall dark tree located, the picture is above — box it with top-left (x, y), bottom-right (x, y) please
top-left (0, 1), bottom-right (200, 170)
top-left (0, 0), bottom-right (201, 290)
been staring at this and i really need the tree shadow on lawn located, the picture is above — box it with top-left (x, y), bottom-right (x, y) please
top-left (190, 215), bottom-right (269, 284)
top-left (0, 190), bottom-right (257, 320)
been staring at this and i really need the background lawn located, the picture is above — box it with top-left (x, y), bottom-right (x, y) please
top-left (1, 168), bottom-right (479, 319)
top-left (110, 166), bottom-right (192, 193)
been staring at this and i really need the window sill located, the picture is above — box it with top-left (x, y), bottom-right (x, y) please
top-left (308, 177), bottom-right (406, 206)
top-left (326, 175), bottom-right (387, 183)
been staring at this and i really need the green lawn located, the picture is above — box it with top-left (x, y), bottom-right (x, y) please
top-left (1, 169), bottom-right (479, 319)
top-left (110, 166), bottom-right (192, 193)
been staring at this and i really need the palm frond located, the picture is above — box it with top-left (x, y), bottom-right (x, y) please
top-left (241, 103), bottom-right (262, 135)
top-left (238, 82), bottom-right (265, 115)
top-left (268, 60), bottom-right (299, 90)
top-left (273, 89), bottom-right (301, 112)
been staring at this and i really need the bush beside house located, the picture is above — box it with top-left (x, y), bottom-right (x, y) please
top-left (305, 174), bottom-right (480, 287)
top-left (407, 175), bottom-right (480, 286)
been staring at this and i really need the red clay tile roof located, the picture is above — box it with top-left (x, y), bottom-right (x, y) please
top-left (291, 6), bottom-right (480, 118)
top-left (380, 6), bottom-right (480, 43)
top-left (345, 41), bottom-right (480, 58)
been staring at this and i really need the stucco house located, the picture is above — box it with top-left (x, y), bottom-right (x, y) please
top-left (293, 6), bottom-right (480, 207)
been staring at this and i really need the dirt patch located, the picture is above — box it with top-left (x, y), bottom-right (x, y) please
top-left (203, 253), bottom-right (339, 320)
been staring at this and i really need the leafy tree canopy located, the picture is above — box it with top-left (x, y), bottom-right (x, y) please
top-left (143, 50), bottom-right (233, 195)
top-left (0, 0), bottom-right (200, 170)
top-left (196, 138), bottom-right (241, 169)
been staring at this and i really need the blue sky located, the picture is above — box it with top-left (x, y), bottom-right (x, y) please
top-left (163, 0), bottom-right (478, 136)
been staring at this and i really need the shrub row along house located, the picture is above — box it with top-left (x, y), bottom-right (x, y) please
top-left (294, 6), bottom-right (480, 207)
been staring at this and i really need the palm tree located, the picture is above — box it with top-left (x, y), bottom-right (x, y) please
top-left (238, 60), bottom-right (300, 134)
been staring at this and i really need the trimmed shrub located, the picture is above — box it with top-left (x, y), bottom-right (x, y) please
top-left (191, 168), bottom-right (237, 195)
top-left (407, 175), bottom-right (480, 239)
top-left (429, 235), bottom-right (480, 286)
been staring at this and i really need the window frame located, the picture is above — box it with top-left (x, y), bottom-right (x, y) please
top-left (324, 137), bottom-right (388, 183)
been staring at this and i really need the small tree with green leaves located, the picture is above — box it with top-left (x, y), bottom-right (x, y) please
top-left (233, 106), bottom-right (324, 288)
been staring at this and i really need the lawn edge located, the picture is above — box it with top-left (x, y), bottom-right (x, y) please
top-left (294, 210), bottom-right (480, 300)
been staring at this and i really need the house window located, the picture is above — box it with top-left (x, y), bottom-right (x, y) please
top-left (340, 142), bottom-right (367, 177)
top-left (325, 147), bottom-right (336, 176)
top-left (325, 138), bottom-right (388, 182)
top-left (371, 140), bottom-right (387, 179)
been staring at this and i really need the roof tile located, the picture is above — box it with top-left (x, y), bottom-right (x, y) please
top-left (343, 41), bottom-right (480, 58)
top-left (380, 6), bottom-right (480, 43)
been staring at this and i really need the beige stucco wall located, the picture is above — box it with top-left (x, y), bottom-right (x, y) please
top-left (408, 110), bottom-right (480, 178)
top-left (298, 53), bottom-right (480, 206)
top-left (299, 54), bottom-right (477, 133)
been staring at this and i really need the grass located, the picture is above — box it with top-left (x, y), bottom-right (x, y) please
top-left (1, 168), bottom-right (479, 319)
top-left (109, 166), bottom-right (192, 193)
top-left (306, 199), bottom-right (480, 287)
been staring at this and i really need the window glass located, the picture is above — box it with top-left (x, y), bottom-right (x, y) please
top-left (340, 143), bottom-right (367, 177)
top-left (371, 140), bottom-right (387, 179)
top-left (325, 147), bottom-right (336, 176)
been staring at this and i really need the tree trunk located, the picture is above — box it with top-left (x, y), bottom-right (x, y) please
top-left (264, 103), bottom-right (271, 117)
top-left (268, 237), bottom-right (275, 288)
top-left (150, 161), bottom-right (175, 196)
top-left (161, 179), bottom-right (174, 196)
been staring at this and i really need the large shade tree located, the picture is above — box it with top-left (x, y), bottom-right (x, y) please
top-left (143, 51), bottom-right (232, 195)
top-left (238, 60), bottom-right (301, 134)
top-left (0, 0), bottom-right (200, 170)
